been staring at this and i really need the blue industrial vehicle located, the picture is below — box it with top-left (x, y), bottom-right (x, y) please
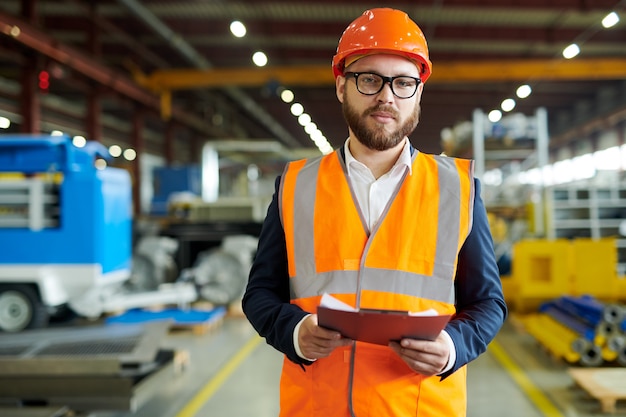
top-left (0, 135), bottom-right (196, 332)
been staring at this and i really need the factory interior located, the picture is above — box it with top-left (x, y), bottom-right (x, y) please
top-left (1, 1), bottom-right (626, 416)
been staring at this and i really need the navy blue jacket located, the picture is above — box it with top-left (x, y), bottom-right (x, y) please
top-left (242, 155), bottom-right (507, 378)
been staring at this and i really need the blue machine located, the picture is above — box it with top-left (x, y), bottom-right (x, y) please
top-left (0, 135), bottom-right (133, 331)
top-left (150, 165), bottom-right (201, 215)
top-left (0, 134), bottom-right (132, 271)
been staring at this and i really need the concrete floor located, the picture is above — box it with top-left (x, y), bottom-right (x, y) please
top-left (87, 314), bottom-right (625, 417)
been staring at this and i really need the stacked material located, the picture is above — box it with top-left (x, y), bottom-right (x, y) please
top-left (521, 295), bottom-right (626, 367)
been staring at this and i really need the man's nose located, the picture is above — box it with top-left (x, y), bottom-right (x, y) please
top-left (377, 81), bottom-right (395, 101)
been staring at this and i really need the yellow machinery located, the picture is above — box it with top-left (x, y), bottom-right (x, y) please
top-left (502, 238), bottom-right (625, 313)
top-left (503, 238), bottom-right (626, 367)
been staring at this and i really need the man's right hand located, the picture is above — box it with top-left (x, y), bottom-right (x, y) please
top-left (298, 314), bottom-right (352, 359)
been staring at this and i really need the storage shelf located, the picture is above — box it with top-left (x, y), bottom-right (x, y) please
top-left (552, 200), bottom-right (626, 209)
top-left (554, 219), bottom-right (625, 227)
top-left (547, 185), bottom-right (626, 276)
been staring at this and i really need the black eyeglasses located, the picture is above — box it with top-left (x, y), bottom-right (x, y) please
top-left (344, 72), bottom-right (421, 99)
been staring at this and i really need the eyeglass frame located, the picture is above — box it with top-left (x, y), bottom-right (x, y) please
top-left (343, 71), bottom-right (422, 99)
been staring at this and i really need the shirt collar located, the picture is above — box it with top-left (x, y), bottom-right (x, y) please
top-left (344, 137), bottom-right (413, 178)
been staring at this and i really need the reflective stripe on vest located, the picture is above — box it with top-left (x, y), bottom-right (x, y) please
top-left (280, 149), bottom-right (474, 311)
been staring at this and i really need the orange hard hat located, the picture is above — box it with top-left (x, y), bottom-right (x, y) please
top-left (332, 8), bottom-right (432, 82)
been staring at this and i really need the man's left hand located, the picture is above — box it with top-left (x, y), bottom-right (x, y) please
top-left (388, 333), bottom-right (450, 376)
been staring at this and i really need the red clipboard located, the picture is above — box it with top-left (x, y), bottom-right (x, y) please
top-left (317, 306), bottom-right (451, 346)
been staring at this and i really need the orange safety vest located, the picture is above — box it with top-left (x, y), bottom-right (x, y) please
top-left (279, 149), bottom-right (475, 417)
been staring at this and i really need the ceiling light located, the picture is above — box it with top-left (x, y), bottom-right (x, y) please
top-left (501, 98), bottom-right (516, 112)
top-left (252, 51), bottom-right (268, 67)
top-left (230, 21), bottom-right (247, 37)
top-left (285, 98), bottom-right (332, 156)
top-left (51, 130), bottom-right (63, 136)
top-left (109, 144), bottom-right (122, 157)
top-left (304, 122), bottom-right (317, 134)
top-left (488, 110), bottom-right (502, 123)
top-left (123, 148), bottom-right (137, 161)
top-left (320, 143), bottom-right (333, 155)
top-left (94, 159), bottom-right (107, 170)
top-left (72, 135), bottom-right (86, 148)
top-left (298, 113), bottom-right (311, 126)
top-left (280, 89), bottom-right (294, 103)
top-left (602, 12), bottom-right (620, 28)
top-left (562, 43), bottom-right (580, 59)
top-left (313, 135), bottom-right (326, 146)
top-left (310, 129), bottom-right (323, 141)
top-left (315, 138), bottom-right (329, 150)
top-left (0, 116), bottom-right (10, 129)
top-left (290, 102), bottom-right (304, 116)
top-left (516, 85), bottom-right (532, 99)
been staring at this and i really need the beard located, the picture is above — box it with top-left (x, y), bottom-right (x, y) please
top-left (342, 94), bottom-right (421, 151)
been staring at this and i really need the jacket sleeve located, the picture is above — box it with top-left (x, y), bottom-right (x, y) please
top-left (241, 176), bottom-right (312, 365)
top-left (442, 178), bottom-right (508, 377)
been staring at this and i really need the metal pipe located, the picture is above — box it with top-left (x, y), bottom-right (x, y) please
top-left (557, 295), bottom-right (604, 325)
top-left (579, 344), bottom-right (603, 367)
top-left (601, 346), bottom-right (618, 363)
top-left (521, 314), bottom-right (581, 364)
top-left (540, 304), bottom-right (596, 341)
top-left (570, 337), bottom-right (592, 354)
top-left (603, 304), bottom-right (625, 325)
top-left (596, 321), bottom-right (619, 339)
top-left (608, 334), bottom-right (625, 352)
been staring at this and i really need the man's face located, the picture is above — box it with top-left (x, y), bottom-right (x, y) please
top-left (336, 54), bottom-right (423, 151)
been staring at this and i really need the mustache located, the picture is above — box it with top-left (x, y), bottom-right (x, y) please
top-left (364, 105), bottom-right (399, 119)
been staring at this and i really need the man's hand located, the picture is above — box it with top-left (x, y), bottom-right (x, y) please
top-left (298, 314), bottom-right (352, 359)
top-left (389, 333), bottom-right (450, 376)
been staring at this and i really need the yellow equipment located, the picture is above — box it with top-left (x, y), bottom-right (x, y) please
top-left (503, 238), bottom-right (625, 313)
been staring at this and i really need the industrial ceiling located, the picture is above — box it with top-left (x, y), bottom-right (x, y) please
top-left (1, 0), bottom-right (625, 165)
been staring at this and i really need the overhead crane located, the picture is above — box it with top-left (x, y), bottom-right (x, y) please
top-left (136, 58), bottom-right (626, 90)
top-left (130, 58), bottom-right (626, 119)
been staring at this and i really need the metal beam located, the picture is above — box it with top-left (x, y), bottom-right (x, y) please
top-left (0, 9), bottom-right (224, 137)
top-left (0, 9), bottom-right (157, 108)
top-left (435, 59), bottom-right (626, 83)
top-left (138, 58), bottom-right (626, 91)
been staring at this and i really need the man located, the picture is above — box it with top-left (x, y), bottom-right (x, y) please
top-left (242, 8), bottom-right (507, 417)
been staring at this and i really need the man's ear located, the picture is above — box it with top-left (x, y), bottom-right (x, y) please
top-left (336, 75), bottom-right (346, 103)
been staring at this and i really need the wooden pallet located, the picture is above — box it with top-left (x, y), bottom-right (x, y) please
top-left (173, 349), bottom-right (191, 374)
top-left (569, 368), bottom-right (626, 413)
top-left (169, 313), bottom-right (225, 335)
top-left (227, 300), bottom-right (246, 318)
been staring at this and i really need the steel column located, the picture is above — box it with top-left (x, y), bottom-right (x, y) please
top-left (86, 86), bottom-right (102, 143)
top-left (165, 121), bottom-right (175, 164)
top-left (19, 57), bottom-right (40, 134)
top-left (132, 109), bottom-right (144, 215)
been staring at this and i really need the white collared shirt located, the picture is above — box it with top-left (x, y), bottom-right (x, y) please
top-left (344, 137), bottom-right (412, 231)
